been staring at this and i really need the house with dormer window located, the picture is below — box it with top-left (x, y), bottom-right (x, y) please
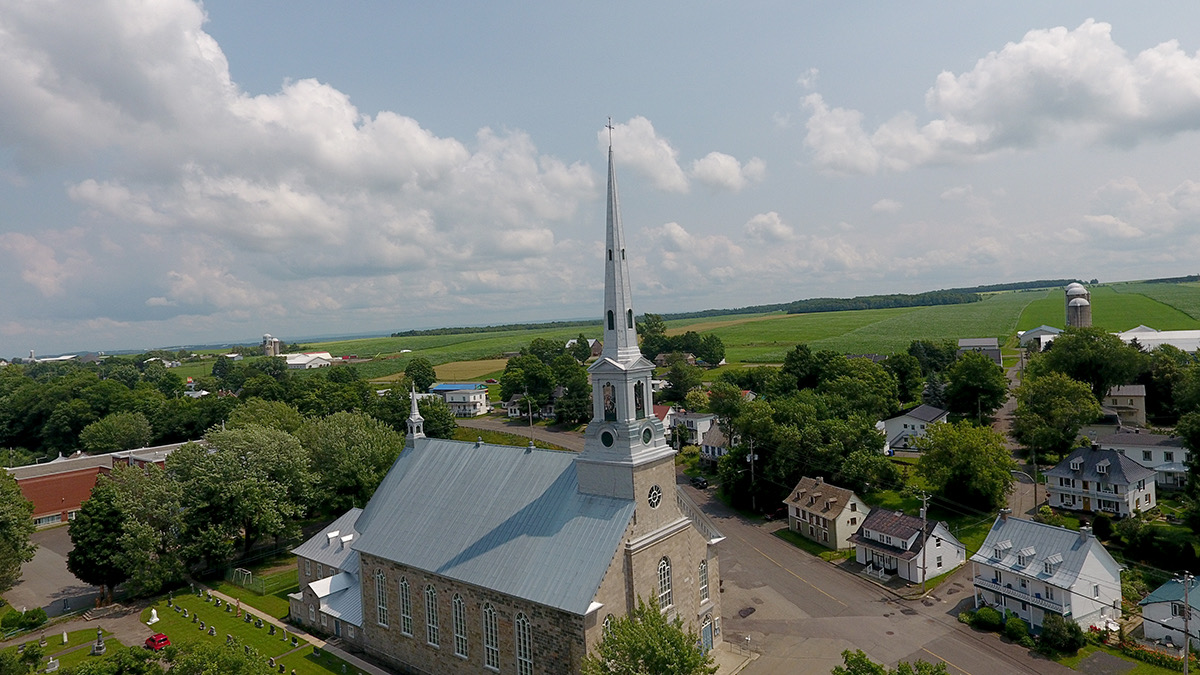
top-left (784, 477), bottom-right (870, 550)
top-left (849, 509), bottom-right (964, 583)
top-left (971, 513), bottom-right (1122, 631)
top-left (1045, 444), bottom-right (1156, 517)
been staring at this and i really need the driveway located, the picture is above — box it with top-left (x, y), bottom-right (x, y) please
top-left (6, 525), bottom-right (100, 617)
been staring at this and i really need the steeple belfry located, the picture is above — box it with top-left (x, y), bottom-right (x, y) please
top-left (576, 129), bottom-right (676, 509)
top-left (601, 143), bottom-right (640, 362)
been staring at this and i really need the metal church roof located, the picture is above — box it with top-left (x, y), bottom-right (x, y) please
top-left (352, 438), bottom-right (635, 615)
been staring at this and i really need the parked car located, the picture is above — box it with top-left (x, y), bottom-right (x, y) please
top-left (690, 476), bottom-right (709, 489)
top-left (145, 633), bottom-right (171, 651)
top-left (485, 378), bottom-right (498, 384)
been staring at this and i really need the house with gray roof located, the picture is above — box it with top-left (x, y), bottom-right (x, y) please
top-left (1018, 325), bottom-right (1062, 350)
top-left (699, 425), bottom-right (729, 467)
top-left (1102, 384), bottom-right (1147, 427)
top-left (290, 145), bottom-right (725, 674)
top-left (1045, 444), bottom-right (1157, 517)
top-left (879, 404), bottom-right (948, 452)
top-left (1096, 429), bottom-right (1188, 489)
top-left (971, 513), bottom-right (1122, 631)
top-left (1141, 577), bottom-right (1200, 649)
top-left (957, 337), bottom-right (1002, 365)
top-left (849, 509), bottom-right (964, 583)
top-left (289, 509), bottom-right (363, 640)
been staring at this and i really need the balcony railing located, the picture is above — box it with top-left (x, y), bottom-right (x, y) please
top-left (1050, 484), bottom-right (1122, 496)
top-left (972, 576), bottom-right (1065, 613)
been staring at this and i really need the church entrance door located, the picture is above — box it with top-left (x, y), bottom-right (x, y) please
top-left (701, 616), bottom-right (713, 652)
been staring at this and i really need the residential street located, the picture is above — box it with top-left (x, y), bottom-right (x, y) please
top-left (682, 473), bottom-right (1072, 675)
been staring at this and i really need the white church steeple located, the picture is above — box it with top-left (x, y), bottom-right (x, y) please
top-left (576, 128), bottom-right (676, 506)
top-left (406, 385), bottom-right (424, 442)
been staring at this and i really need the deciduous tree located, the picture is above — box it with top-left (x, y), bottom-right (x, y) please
top-left (296, 412), bottom-right (405, 513)
top-left (417, 397), bottom-right (457, 439)
top-left (581, 597), bottom-right (715, 675)
top-left (944, 352), bottom-right (1008, 422)
top-left (664, 356), bottom-right (703, 403)
top-left (915, 421), bottom-right (1015, 511)
top-left (0, 472), bottom-right (34, 594)
top-left (403, 357), bottom-right (437, 393)
top-left (67, 478), bottom-right (128, 603)
top-left (227, 399), bottom-right (304, 434)
top-left (1033, 326), bottom-right (1146, 400)
top-left (1012, 372), bottom-right (1101, 462)
top-left (832, 649), bottom-right (948, 675)
top-left (79, 411), bottom-right (153, 453)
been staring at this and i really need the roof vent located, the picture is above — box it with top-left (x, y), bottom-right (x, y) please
top-left (326, 530), bottom-right (340, 546)
top-left (339, 533), bottom-right (353, 550)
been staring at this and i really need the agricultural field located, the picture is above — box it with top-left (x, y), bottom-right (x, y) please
top-left (1016, 284), bottom-right (1200, 333)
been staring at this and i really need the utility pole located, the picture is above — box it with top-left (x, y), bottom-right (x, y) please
top-left (748, 439), bottom-right (757, 513)
top-left (921, 492), bottom-right (930, 595)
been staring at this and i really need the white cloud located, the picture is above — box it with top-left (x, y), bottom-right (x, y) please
top-left (744, 212), bottom-right (794, 242)
top-left (871, 199), bottom-right (903, 214)
top-left (797, 67), bottom-right (819, 89)
top-left (0, 231), bottom-right (89, 296)
top-left (803, 19), bottom-right (1200, 174)
top-left (689, 152), bottom-right (765, 191)
top-left (599, 116), bottom-right (689, 193)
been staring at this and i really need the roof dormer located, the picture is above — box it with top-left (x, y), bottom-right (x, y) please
top-left (1096, 459), bottom-right (1109, 474)
top-left (1042, 553), bottom-right (1063, 575)
top-left (1069, 457), bottom-right (1083, 471)
top-left (1016, 546), bottom-right (1035, 567)
top-left (992, 539), bottom-right (1012, 559)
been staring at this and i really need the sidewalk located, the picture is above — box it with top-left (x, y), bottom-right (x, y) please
top-left (711, 641), bottom-right (756, 674)
top-left (197, 583), bottom-right (395, 675)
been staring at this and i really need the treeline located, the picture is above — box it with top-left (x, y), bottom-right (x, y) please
top-left (390, 319), bottom-right (598, 338)
top-left (782, 291), bottom-right (980, 314)
top-left (1145, 274), bottom-right (1200, 285)
top-left (940, 278), bottom-right (1083, 294)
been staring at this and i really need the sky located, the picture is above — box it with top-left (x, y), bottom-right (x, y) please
top-left (5, 2), bottom-right (1200, 357)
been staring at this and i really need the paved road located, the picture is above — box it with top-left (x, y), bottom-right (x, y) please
top-left (8, 525), bottom-right (99, 617)
top-left (679, 475), bottom-right (1072, 675)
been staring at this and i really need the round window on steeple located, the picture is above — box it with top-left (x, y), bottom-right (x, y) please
top-left (642, 428), bottom-right (653, 445)
top-left (601, 431), bottom-right (614, 447)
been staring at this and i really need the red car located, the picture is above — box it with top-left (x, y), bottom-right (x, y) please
top-left (145, 633), bottom-right (170, 651)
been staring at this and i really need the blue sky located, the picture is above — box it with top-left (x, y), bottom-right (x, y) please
top-left (4, 1), bottom-right (1200, 356)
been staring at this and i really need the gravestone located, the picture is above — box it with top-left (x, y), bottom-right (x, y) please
top-left (39, 634), bottom-right (46, 647)
top-left (226, 604), bottom-right (233, 613)
top-left (61, 631), bottom-right (67, 644)
top-left (181, 608), bottom-right (188, 618)
top-left (45, 657), bottom-right (58, 673)
top-left (269, 658), bottom-right (275, 667)
top-left (244, 613), bottom-right (252, 623)
top-left (226, 634), bottom-right (233, 645)
top-left (91, 628), bottom-right (106, 656)
top-left (208, 626), bottom-right (216, 636)
top-left (255, 619), bottom-right (263, 629)
top-left (205, 591), bottom-right (211, 602)
top-left (279, 666), bottom-right (285, 674)
top-left (147, 608), bottom-right (159, 625)
top-left (192, 613), bottom-right (198, 623)
top-left (214, 598), bottom-right (221, 607)
top-left (199, 621), bottom-right (205, 630)
top-left (291, 636), bottom-right (298, 647)
top-left (244, 645), bottom-right (250, 655)
top-left (268, 624), bottom-right (276, 636)
top-left (167, 594), bottom-right (173, 607)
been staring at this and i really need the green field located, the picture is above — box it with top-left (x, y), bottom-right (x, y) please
top-left (1114, 281), bottom-right (1200, 322)
top-left (1016, 285), bottom-right (1200, 332)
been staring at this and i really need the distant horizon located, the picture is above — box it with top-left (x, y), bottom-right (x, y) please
top-left (8, 273), bottom-right (1173, 360)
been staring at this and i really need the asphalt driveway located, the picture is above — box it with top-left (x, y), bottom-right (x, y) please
top-left (6, 525), bottom-right (100, 617)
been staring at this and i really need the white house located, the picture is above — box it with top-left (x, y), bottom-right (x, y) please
top-left (879, 404), bottom-right (948, 452)
top-left (971, 514), bottom-right (1122, 631)
top-left (785, 477), bottom-right (870, 550)
top-left (673, 412), bottom-right (716, 446)
top-left (1045, 445), bottom-right (1157, 517)
top-left (1102, 384), bottom-right (1147, 427)
top-left (849, 510), bottom-right (965, 583)
top-left (440, 389), bottom-right (489, 417)
top-left (1095, 430), bottom-right (1188, 489)
top-left (1141, 578), bottom-right (1200, 649)
top-left (699, 426), bottom-right (729, 468)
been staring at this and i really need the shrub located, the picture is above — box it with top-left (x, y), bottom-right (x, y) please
top-left (1019, 635), bottom-right (1036, 649)
top-left (1040, 613), bottom-right (1086, 654)
top-left (1093, 512), bottom-right (1114, 541)
top-left (1005, 616), bottom-right (1029, 642)
top-left (0, 612), bottom-right (18, 630)
top-left (957, 611), bottom-right (973, 624)
top-left (18, 608), bottom-right (46, 629)
top-left (971, 606), bottom-right (1004, 631)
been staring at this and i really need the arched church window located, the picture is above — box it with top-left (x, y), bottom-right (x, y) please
top-left (658, 557), bottom-right (673, 608)
top-left (603, 382), bottom-right (616, 421)
top-left (607, 311), bottom-right (614, 331)
top-left (627, 309), bottom-right (633, 329)
top-left (634, 381), bottom-right (646, 419)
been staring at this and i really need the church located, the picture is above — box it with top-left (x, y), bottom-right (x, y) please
top-left (289, 139), bottom-right (725, 674)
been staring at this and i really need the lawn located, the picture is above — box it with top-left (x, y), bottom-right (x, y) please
top-left (774, 528), bottom-right (853, 562)
top-left (2, 629), bottom-right (117, 672)
top-left (1056, 643), bottom-right (1179, 675)
top-left (211, 567), bottom-right (299, 620)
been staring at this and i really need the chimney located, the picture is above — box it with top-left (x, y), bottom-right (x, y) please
top-left (999, 508), bottom-right (1012, 522)
top-left (1079, 525), bottom-right (1092, 541)
top-left (816, 476), bottom-right (824, 484)
top-left (1091, 442), bottom-right (1100, 451)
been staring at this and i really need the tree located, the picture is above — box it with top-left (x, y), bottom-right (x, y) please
top-left (944, 352), bottom-right (1008, 422)
top-left (1034, 326), bottom-right (1146, 400)
top-left (0, 652), bottom-right (24, 675)
top-left (417, 397), bottom-right (457, 439)
top-left (110, 463), bottom-right (188, 596)
top-left (637, 313), bottom-right (669, 361)
top-left (915, 421), bottom-right (1016, 511)
top-left (67, 479), bottom-right (128, 603)
top-left (523, 338), bottom-right (566, 365)
top-left (581, 597), bottom-right (715, 675)
top-left (63, 645), bottom-right (165, 674)
top-left (883, 353), bottom-right (924, 404)
top-left (570, 334), bottom-right (593, 363)
top-left (551, 354), bottom-right (591, 425)
top-left (500, 354), bottom-right (555, 409)
top-left (820, 359), bottom-right (900, 420)
top-left (166, 641), bottom-right (274, 675)
top-left (907, 340), bottom-right (958, 376)
top-left (79, 411), bottom-right (153, 453)
top-left (683, 389), bottom-right (709, 413)
top-left (696, 334), bottom-right (725, 365)
top-left (227, 399), bottom-right (304, 434)
top-left (0, 473), bottom-right (34, 594)
top-left (1011, 372), bottom-right (1101, 462)
top-left (404, 357), bottom-right (437, 393)
top-left (1038, 613), bottom-right (1085, 654)
top-left (296, 412), bottom-right (405, 513)
top-left (780, 344), bottom-right (821, 392)
top-left (170, 426), bottom-right (312, 562)
top-left (664, 356), bottom-right (703, 403)
top-left (832, 650), bottom-right (948, 675)
top-left (834, 449), bottom-right (902, 494)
